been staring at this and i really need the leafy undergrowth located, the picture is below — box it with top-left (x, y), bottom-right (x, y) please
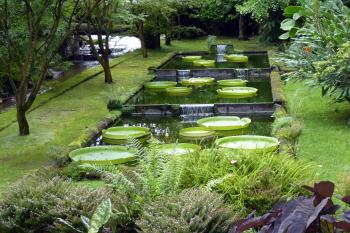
top-left (230, 181), bottom-right (350, 233)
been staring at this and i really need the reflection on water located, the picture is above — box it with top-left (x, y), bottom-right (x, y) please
top-left (127, 82), bottom-right (273, 105)
top-left (92, 115), bottom-right (273, 146)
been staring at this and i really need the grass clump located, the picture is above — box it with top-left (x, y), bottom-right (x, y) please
top-left (137, 188), bottom-right (237, 233)
top-left (180, 150), bottom-right (314, 215)
top-left (272, 116), bottom-right (303, 156)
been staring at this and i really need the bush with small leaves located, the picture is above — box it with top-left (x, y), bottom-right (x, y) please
top-left (137, 188), bottom-right (238, 233)
top-left (0, 169), bottom-right (132, 233)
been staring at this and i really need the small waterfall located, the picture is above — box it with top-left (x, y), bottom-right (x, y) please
top-left (179, 104), bottom-right (214, 123)
top-left (216, 45), bottom-right (227, 63)
top-left (236, 68), bottom-right (250, 78)
top-left (177, 69), bottom-right (191, 81)
top-left (216, 54), bottom-right (227, 63)
top-left (217, 45), bottom-right (227, 54)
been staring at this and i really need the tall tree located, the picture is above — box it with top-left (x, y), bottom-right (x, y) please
top-left (0, 0), bottom-right (99, 135)
top-left (81, 0), bottom-right (131, 83)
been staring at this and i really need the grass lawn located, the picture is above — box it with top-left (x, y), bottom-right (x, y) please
top-left (0, 37), bottom-right (267, 192)
top-left (284, 81), bottom-right (350, 182)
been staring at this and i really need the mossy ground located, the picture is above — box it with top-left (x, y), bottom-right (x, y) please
top-left (0, 37), bottom-right (268, 191)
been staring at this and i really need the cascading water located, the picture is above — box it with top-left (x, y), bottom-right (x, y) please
top-left (236, 68), bottom-right (250, 78)
top-left (217, 45), bottom-right (227, 54)
top-left (179, 104), bottom-right (215, 123)
top-left (177, 69), bottom-right (191, 81)
top-left (216, 45), bottom-right (227, 63)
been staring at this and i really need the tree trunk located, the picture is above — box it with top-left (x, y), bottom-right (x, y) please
top-left (17, 107), bottom-right (29, 136)
top-left (165, 35), bottom-right (171, 46)
top-left (138, 22), bottom-right (148, 58)
top-left (103, 62), bottom-right (113, 83)
top-left (238, 15), bottom-right (245, 40)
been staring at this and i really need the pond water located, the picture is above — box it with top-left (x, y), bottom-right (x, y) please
top-left (160, 53), bottom-right (270, 70)
top-left (127, 82), bottom-right (273, 105)
top-left (93, 115), bottom-right (273, 146)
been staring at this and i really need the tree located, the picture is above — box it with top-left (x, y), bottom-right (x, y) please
top-left (129, 0), bottom-right (175, 50)
top-left (0, 0), bottom-right (99, 135)
top-left (81, 0), bottom-right (131, 83)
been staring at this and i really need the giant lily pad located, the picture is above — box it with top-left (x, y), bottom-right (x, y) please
top-left (224, 54), bottom-right (248, 62)
top-left (156, 143), bottom-right (201, 156)
top-left (192, 59), bottom-right (215, 67)
top-left (179, 127), bottom-right (215, 140)
top-left (69, 146), bottom-right (137, 165)
top-left (182, 56), bottom-right (202, 62)
top-left (215, 135), bottom-right (279, 152)
top-left (144, 81), bottom-right (177, 90)
top-left (180, 77), bottom-right (215, 86)
top-left (197, 116), bottom-right (251, 131)
top-left (217, 79), bottom-right (247, 87)
top-left (102, 126), bottom-right (150, 144)
top-left (217, 87), bottom-right (258, 98)
top-left (166, 87), bottom-right (192, 96)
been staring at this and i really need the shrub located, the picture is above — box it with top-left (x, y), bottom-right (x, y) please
top-left (339, 171), bottom-right (350, 196)
top-left (272, 116), bottom-right (303, 156)
top-left (171, 26), bottom-right (206, 39)
top-left (136, 188), bottom-right (238, 233)
top-left (0, 170), bottom-right (112, 233)
top-left (107, 99), bottom-right (123, 110)
top-left (180, 150), bottom-right (314, 215)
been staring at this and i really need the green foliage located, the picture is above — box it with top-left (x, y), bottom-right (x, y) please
top-left (107, 99), bottom-right (123, 110)
top-left (137, 188), bottom-right (238, 232)
top-left (339, 171), bottom-right (350, 196)
top-left (207, 35), bottom-right (217, 49)
top-left (279, 0), bottom-right (350, 103)
top-left (272, 116), bottom-right (303, 156)
top-left (87, 199), bottom-right (112, 233)
top-left (180, 150), bottom-right (314, 215)
top-left (197, 0), bottom-right (238, 22)
top-left (0, 170), bottom-right (112, 233)
top-left (236, 0), bottom-right (292, 22)
top-left (171, 26), bottom-right (206, 39)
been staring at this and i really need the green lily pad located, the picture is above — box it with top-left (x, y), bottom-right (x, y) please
top-left (69, 146), bottom-right (137, 165)
top-left (197, 116), bottom-right (251, 131)
top-left (180, 77), bottom-right (215, 86)
top-left (192, 59), bottom-right (216, 67)
top-left (156, 143), bottom-right (201, 156)
top-left (102, 126), bottom-right (150, 144)
top-left (215, 135), bottom-right (279, 152)
top-left (217, 79), bottom-right (247, 87)
top-left (179, 127), bottom-right (216, 139)
top-left (166, 87), bottom-right (192, 96)
top-left (182, 56), bottom-right (202, 62)
top-left (217, 87), bottom-right (258, 98)
top-left (224, 54), bottom-right (248, 62)
top-left (144, 81), bottom-right (177, 90)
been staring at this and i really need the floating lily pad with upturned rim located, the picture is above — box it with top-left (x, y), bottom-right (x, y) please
top-left (156, 143), bottom-right (201, 156)
top-left (102, 126), bottom-right (150, 144)
top-left (217, 79), bottom-right (247, 87)
top-left (180, 77), bottom-right (215, 86)
top-left (215, 135), bottom-right (279, 152)
top-left (144, 81), bottom-right (177, 90)
top-left (166, 87), bottom-right (192, 96)
top-left (224, 54), bottom-right (248, 62)
top-left (192, 59), bottom-right (215, 67)
top-left (217, 87), bottom-right (258, 98)
top-left (179, 127), bottom-right (216, 139)
top-left (69, 146), bottom-right (137, 165)
top-left (197, 116), bottom-right (251, 131)
top-left (182, 56), bottom-right (202, 62)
